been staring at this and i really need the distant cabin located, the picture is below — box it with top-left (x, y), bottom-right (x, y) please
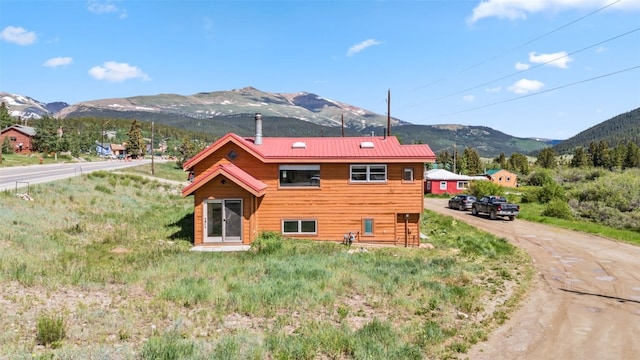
top-left (424, 168), bottom-right (487, 194)
top-left (480, 169), bottom-right (518, 188)
top-left (0, 124), bottom-right (36, 154)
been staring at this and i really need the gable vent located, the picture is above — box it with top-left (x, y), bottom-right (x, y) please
top-left (292, 141), bottom-right (307, 149)
top-left (360, 141), bottom-right (374, 149)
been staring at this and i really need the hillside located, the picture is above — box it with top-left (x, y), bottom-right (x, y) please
top-left (2, 88), bottom-right (561, 157)
top-left (552, 108), bottom-right (640, 154)
top-left (56, 87), bottom-right (407, 131)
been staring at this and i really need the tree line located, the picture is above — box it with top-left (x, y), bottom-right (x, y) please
top-left (432, 146), bottom-right (530, 176)
top-left (1, 103), bottom-right (215, 164)
top-left (536, 140), bottom-right (640, 170)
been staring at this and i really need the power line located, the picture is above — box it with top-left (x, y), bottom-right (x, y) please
top-left (433, 65), bottom-right (640, 118)
top-left (406, 26), bottom-right (640, 109)
top-left (409, 0), bottom-right (623, 94)
top-left (458, 0), bottom-right (624, 75)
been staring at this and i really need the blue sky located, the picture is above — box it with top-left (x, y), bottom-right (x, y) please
top-left (1, 0), bottom-right (639, 139)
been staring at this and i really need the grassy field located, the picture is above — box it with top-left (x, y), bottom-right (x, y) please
top-left (1, 167), bottom-right (531, 359)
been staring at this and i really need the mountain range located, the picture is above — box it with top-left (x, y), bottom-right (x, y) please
top-left (2, 88), bottom-right (637, 157)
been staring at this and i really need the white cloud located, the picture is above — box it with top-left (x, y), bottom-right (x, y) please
top-left (468, 0), bottom-right (640, 23)
top-left (596, 46), bottom-right (607, 53)
top-left (43, 57), bottom-right (73, 68)
top-left (486, 86), bottom-right (502, 93)
top-left (462, 95), bottom-right (476, 102)
top-left (515, 62), bottom-right (530, 70)
top-left (508, 78), bottom-right (544, 94)
top-left (529, 51), bottom-right (573, 69)
top-left (0, 26), bottom-right (37, 45)
top-left (89, 61), bottom-right (150, 82)
top-left (347, 39), bottom-right (382, 57)
top-left (88, 0), bottom-right (127, 18)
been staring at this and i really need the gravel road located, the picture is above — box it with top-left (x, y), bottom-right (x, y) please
top-left (423, 198), bottom-right (640, 360)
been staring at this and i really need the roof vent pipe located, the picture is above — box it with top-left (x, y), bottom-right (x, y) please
top-left (254, 113), bottom-right (263, 145)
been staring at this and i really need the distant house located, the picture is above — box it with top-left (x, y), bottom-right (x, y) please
top-left (96, 142), bottom-right (113, 157)
top-left (424, 168), bottom-right (486, 194)
top-left (111, 143), bottom-right (126, 158)
top-left (481, 169), bottom-right (518, 187)
top-left (181, 114), bottom-right (436, 248)
top-left (0, 124), bottom-right (36, 154)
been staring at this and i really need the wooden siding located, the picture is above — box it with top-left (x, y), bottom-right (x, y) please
top-left (193, 177), bottom-right (257, 245)
top-left (0, 129), bottom-right (33, 154)
top-left (191, 143), bottom-right (427, 246)
top-left (488, 170), bottom-right (518, 188)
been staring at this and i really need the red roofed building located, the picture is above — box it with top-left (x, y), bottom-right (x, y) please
top-left (182, 114), bottom-right (436, 248)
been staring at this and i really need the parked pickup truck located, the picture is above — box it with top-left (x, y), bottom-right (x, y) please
top-left (471, 196), bottom-right (520, 221)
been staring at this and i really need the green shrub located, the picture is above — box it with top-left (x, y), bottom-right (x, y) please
top-left (542, 199), bottom-right (574, 220)
top-left (470, 181), bottom-right (504, 198)
top-left (538, 181), bottom-right (565, 204)
top-left (36, 312), bottom-right (66, 347)
top-left (94, 184), bottom-right (112, 194)
top-left (527, 170), bottom-right (553, 186)
top-left (251, 231), bottom-right (284, 255)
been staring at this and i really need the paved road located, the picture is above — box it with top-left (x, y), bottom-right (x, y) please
top-left (0, 159), bottom-right (159, 192)
top-left (424, 198), bottom-right (640, 360)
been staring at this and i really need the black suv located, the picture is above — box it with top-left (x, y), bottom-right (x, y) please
top-left (448, 194), bottom-right (477, 211)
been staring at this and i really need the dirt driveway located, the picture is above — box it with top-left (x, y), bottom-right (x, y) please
top-left (423, 198), bottom-right (640, 360)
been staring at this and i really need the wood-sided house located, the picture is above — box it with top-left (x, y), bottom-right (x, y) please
top-left (481, 169), bottom-right (518, 188)
top-left (0, 124), bottom-right (36, 153)
top-left (181, 115), bottom-right (436, 248)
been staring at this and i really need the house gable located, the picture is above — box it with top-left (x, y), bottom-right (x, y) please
top-left (182, 163), bottom-right (267, 197)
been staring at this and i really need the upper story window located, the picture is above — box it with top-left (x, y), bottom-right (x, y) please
top-left (350, 164), bottom-right (387, 183)
top-left (403, 168), bottom-right (414, 182)
top-left (9, 136), bottom-right (17, 142)
top-left (279, 165), bottom-right (320, 187)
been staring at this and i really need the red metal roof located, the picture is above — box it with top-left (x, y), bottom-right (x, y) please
top-left (181, 163), bottom-right (267, 197)
top-left (183, 133), bottom-right (435, 169)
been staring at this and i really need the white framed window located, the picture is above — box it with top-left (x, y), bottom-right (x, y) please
top-left (403, 168), bottom-right (414, 181)
top-left (282, 219), bottom-right (317, 235)
top-left (457, 181), bottom-right (469, 189)
top-left (279, 165), bottom-right (320, 187)
top-left (440, 181), bottom-right (447, 190)
top-left (350, 164), bottom-right (387, 182)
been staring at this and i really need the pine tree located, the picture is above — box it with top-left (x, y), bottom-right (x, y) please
top-left (0, 102), bottom-right (14, 129)
top-left (508, 153), bottom-right (530, 175)
top-left (32, 116), bottom-right (65, 153)
top-left (126, 120), bottom-right (144, 158)
top-left (623, 142), bottom-right (640, 169)
top-left (570, 147), bottom-right (588, 168)
top-left (536, 147), bottom-right (557, 169)
top-left (462, 147), bottom-right (482, 175)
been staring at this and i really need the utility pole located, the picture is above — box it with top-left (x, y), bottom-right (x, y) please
top-left (151, 121), bottom-right (155, 176)
top-left (453, 143), bottom-right (457, 174)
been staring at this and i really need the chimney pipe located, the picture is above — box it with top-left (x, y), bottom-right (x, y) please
top-left (254, 113), bottom-right (263, 145)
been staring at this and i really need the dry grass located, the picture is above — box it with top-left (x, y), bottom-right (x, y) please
top-left (0, 170), bottom-right (531, 359)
